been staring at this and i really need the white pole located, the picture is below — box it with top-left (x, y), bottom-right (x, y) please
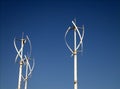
top-left (18, 39), bottom-right (24, 89)
top-left (24, 58), bottom-right (28, 89)
top-left (74, 28), bottom-right (77, 89)
top-left (18, 60), bottom-right (23, 89)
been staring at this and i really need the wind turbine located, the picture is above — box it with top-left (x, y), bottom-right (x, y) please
top-left (23, 55), bottom-right (35, 89)
top-left (65, 19), bottom-right (84, 89)
top-left (22, 36), bottom-right (35, 89)
top-left (14, 33), bottom-right (34, 89)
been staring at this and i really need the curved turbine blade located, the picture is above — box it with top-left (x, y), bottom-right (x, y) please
top-left (26, 35), bottom-right (32, 58)
top-left (31, 58), bottom-right (35, 72)
top-left (76, 28), bottom-right (82, 50)
top-left (72, 21), bottom-right (82, 50)
top-left (72, 21), bottom-right (82, 39)
top-left (21, 74), bottom-right (25, 81)
top-left (79, 25), bottom-right (84, 52)
top-left (14, 38), bottom-right (23, 62)
top-left (72, 21), bottom-right (84, 51)
top-left (28, 58), bottom-right (35, 77)
top-left (81, 25), bottom-right (85, 40)
top-left (64, 26), bottom-right (74, 54)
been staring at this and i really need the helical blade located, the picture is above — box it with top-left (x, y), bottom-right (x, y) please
top-left (64, 26), bottom-right (74, 54)
top-left (28, 59), bottom-right (35, 77)
top-left (31, 59), bottom-right (35, 72)
top-left (25, 55), bottom-right (32, 76)
top-left (81, 42), bottom-right (83, 52)
top-left (24, 55), bottom-right (28, 65)
top-left (81, 25), bottom-right (84, 40)
top-left (72, 21), bottom-right (82, 50)
top-left (72, 21), bottom-right (82, 39)
top-left (76, 27), bottom-right (82, 50)
top-left (25, 55), bottom-right (29, 79)
top-left (72, 21), bottom-right (84, 51)
top-left (74, 18), bottom-right (76, 24)
top-left (14, 38), bottom-right (23, 62)
top-left (21, 74), bottom-right (25, 81)
top-left (26, 35), bottom-right (32, 58)
top-left (28, 61), bottom-right (32, 70)
top-left (79, 25), bottom-right (84, 52)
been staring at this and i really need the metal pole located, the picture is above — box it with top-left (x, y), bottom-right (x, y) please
top-left (18, 39), bottom-right (24, 89)
top-left (74, 28), bottom-right (77, 89)
top-left (24, 60), bottom-right (28, 89)
top-left (18, 60), bottom-right (23, 89)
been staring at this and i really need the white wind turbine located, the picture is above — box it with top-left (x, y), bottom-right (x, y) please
top-left (14, 33), bottom-right (34, 89)
top-left (65, 19), bottom-right (84, 89)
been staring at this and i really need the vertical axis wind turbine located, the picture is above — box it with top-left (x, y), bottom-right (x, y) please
top-left (23, 54), bottom-right (34, 89)
top-left (65, 19), bottom-right (84, 89)
top-left (23, 35), bottom-right (35, 89)
top-left (14, 33), bottom-right (34, 89)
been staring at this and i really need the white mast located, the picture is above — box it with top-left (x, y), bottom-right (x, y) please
top-left (24, 56), bottom-right (28, 89)
top-left (65, 19), bottom-right (84, 89)
top-left (73, 21), bottom-right (77, 89)
top-left (18, 38), bottom-right (24, 89)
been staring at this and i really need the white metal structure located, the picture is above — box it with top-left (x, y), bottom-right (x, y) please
top-left (14, 34), bottom-right (34, 89)
top-left (65, 20), bottom-right (84, 89)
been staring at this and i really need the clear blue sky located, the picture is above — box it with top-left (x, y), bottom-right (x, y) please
top-left (0, 0), bottom-right (120, 89)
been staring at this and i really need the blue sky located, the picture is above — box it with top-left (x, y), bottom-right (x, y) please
top-left (0, 0), bottom-right (120, 89)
